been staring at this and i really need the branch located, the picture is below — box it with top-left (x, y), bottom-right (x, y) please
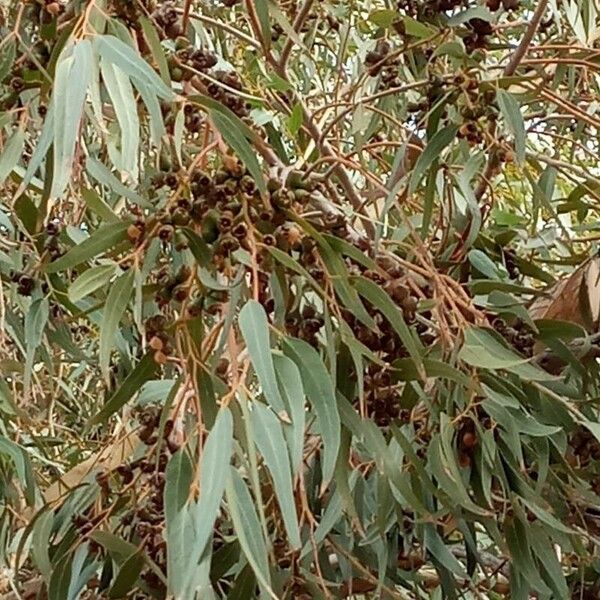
top-left (503, 0), bottom-right (549, 77)
top-left (279, 0), bottom-right (317, 70)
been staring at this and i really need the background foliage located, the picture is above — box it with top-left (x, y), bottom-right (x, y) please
top-left (1, 0), bottom-right (600, 598)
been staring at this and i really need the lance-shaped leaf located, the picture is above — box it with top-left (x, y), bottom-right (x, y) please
top-left (51, 40), bottom-right (93, 198)
top-left (99, 269), bottom-right (134, 382)
top-left (239, 300), bottom-right (286, 414)
top-left (251, 403), bottom-right (301, 548)
top-left (409, 125), bottom-right (458, 194)
top-left (45, 222), bottom-right (130, 273)
top-left (165, 449), bottom-right (194, 598)
top-left (166, 407), bottom-right (235, 597)
top-left (68, 264), bottom-right (117, 303)
top-left (225, 468), bottom-right (274, 598)
top-left (497, 90), bottom-right (526, 164)
top-left (0, 126), bottom-right (24, 185)
top-left (100, 58), bottom-right (140, 177)
top-left (87, 352), bottom-right (157, 427)
top-left (94, 35), bottom-right (173, 100)
top-left (283, 337), bottom-right (340, 486)
top-left (24, 298), bottom-right (49, 390)
top-left (273, 354), bottom-right (305, 476)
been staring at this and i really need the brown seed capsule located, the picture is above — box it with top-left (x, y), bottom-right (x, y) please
top-left (149, 336), bottom-right (164, 351)
top-left (458, 452), bottom-right (471, 468)
top-left (127, 223), bottom-right (143, 241)
top-left (158, 225), bottom-right (174, 241)
top-left (172, 285), bottom-right (188, 302)
top-left (461, 431), bottom-right (477, 449)
top-left (154, 350), bottom-right (168, 365)
top-left (46, 2), bottom-right (61, 15)
top-left (402, 296), bottom-right (418, 313)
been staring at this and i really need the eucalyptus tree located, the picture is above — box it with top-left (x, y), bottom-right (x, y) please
top-left (1, 0), bottom-right (600, 598)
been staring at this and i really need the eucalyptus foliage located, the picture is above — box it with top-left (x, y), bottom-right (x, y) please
top-left (2, 0), bottom-right (600, 598)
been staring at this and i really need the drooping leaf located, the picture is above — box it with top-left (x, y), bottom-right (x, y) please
top-left (51, 40), bottom-right (93, 198)
top-left (409, 125), bottom-right (458, 193)
top-left (87, 352), bottom-right (157, 426)
top-left (225, 468), bottom-right (273, 597)
top-left (99, 269), bottom-right (135, 382)
top-left (283, 337), bottom-right (340, 485)
top-left (0, 126), bottom-right (25, 184)
top-left (250, 403), bottom-right (301, 549)
top-left (100, 58), bottom-right (140, 177)
top-left (45, 222), bottom-right (130, 273)
top-left (68, 264), bottom-right (117, 303)
top-left (497, 90), bottom-right (526, 164)
top-left (94, 34), bottom-right (173, 100)
top-left (211, 111), bottom-right (266, 196)
top-left (239, 300), bottom-right (286, 414)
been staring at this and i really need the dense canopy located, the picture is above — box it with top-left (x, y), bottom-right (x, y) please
top-left (2, 0), bottom-right (600, 598)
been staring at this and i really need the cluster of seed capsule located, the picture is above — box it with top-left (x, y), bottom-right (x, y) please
top-left (492, 317), bottom-right (535, 358)
top-left (72, 404), bottom-right (182, 595)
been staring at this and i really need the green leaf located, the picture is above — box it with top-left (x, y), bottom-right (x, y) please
top-left (45, 221), bottom-right (130, 273)
top-left (287, 103), bottom-right (303, 135)
top-left (459, 327), bottom-right (553, 381)
top-left (31, 510), bottom-right (53, 579)
top-left (190, 408), bottom-right (234, 567)
top-left (99, 269), bottom-right (135, 382)
top-left (86, 157), bottom-right (149, 207)
top-left (0, 126), bottom-right (25, 184)
top-left (225, 468), bottom-right (273, 597)
top-left (227, 564), bottom-right (256, 600)
top-left (82, 187), bottom-right (119, 222)
top-left (211, 111), bottom-right (266, 196)
top-left (497, 90), bottom-right (526, 164)
top-left (87, 352), bottom-right (157, 426)
top-left (392, 357), bottom-right (469, 386)
top-left (402, 16), bottom-right (437, 37)
top-left (283, 337), bottom-right (340, 485)
top-left (109, 551), bottom-right (145, 598)
top-left (138, 15), bottom-right (171, 86)
top-left (51, 40), bottom-right (93, 198)
top-left (469, 249), bottom-right (503, 279)
top-left (17, 106), bottom-right (54, 195)
top-left (181, 228), bottom-right (211, 266)
top-left (165, 449), bottom-right (193, 524)
top-left (94, 34), bottom-right (173, 100)
top-left (239, 300), bottom-right (286, 414)
top-left (368, 9), bottom-right (397, 27)
top-left (165, 409), bottom-right (233, 597)
top-left (24, 297), bottom-right (49, 390)
top-left (251, 403), bottom-right (301, 549)
top-left (409, 125), bottom-right (458, 194)
top-left (0, 437), bottom-right (36, 505)
top-left (68, 264), bottom-right (117, 303)
top-left (136, 80), bottom-right (167, 146)
top-left (273, 354), bottom-right (305, 476)
top-left (100, 58), bottom-right (140, 177)
top-left (317, 239), bottom-right (376, 329)
top-left (89, 531), bottom-right (139, 561)
top-left (165, 452), bottom-right (194, 598)
top-left (0, 37), bottom-right (16, 83)
top-left (255, 0), bottom-right (271, 50)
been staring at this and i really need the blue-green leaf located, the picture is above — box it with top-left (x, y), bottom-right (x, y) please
top-left (239, 300), bottom-right (286, 414)
top-left (51, 40), bottom-right (93, 198)
top-left (251, 403), bottom-right (301, 549)
top-left (99, 270), bottom-right (134, 382)
top-left (283, 337), bottom-right (340, 485)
